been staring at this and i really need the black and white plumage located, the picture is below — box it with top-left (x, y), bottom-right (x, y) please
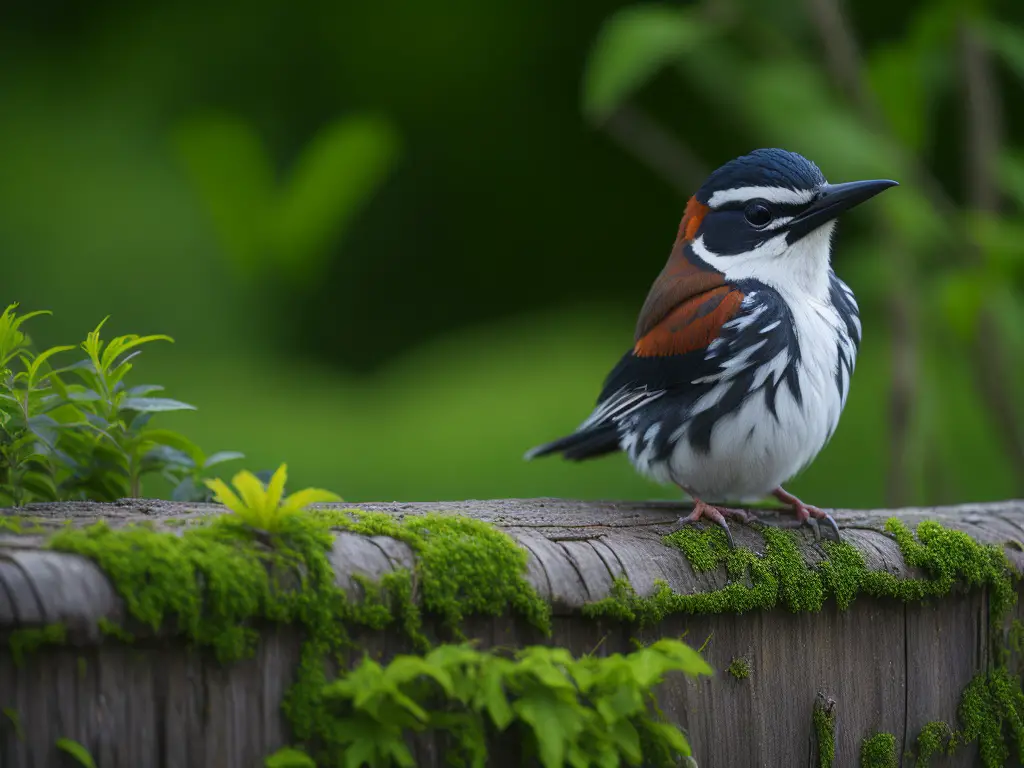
top-left (525, 149), bottom-right (896, 543)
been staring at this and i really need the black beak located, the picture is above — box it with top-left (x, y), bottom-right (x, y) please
top-left (786, 179), bottom-right (898, 243)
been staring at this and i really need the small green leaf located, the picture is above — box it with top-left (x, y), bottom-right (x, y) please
top-left (26, 345), bottom-right (76, 389)
top-left (203, 450), bottom-right (245, 468)
top-left (582, 5), bottom-right (711, 121)
top-left (120, 397), bottom-right (196, 413)
top-left (273, 115), bottom-right (400, 281)
top-left (514, 693), bottom-right (585, 768)
top-left (138, 429), bottom-right (204, 464)
top-left (175, 113), bottom-right (277, 272)
top-left (126, 384), bottom-right (164, 397)
top-left (21, 471), bottom-right (58, 501)
top-left (55, 738), bottom-right (97, 768)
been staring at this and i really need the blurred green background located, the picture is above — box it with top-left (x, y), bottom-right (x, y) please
top-left (3, 0), bottom-right (1023, 507)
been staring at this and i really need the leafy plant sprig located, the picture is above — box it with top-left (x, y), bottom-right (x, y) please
top-left (0, 304), bottom-right (243, 505)
top-left (307, 638), bottom-right (713, 768)
top-left (205, 463), bottom-right (341, 532)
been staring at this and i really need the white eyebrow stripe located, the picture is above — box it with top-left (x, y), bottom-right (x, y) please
top-left (708, 186), bottom-right (816, 207)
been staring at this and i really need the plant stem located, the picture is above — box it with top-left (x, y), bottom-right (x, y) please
top-left (599, 105), bottom-right (708, 195)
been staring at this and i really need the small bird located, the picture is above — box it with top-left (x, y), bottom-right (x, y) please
top-left (525, 149), bottom-right (896, 545)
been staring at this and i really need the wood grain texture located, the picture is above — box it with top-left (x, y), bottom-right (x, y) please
top-left (1, 498), bottom-right (1023, 767)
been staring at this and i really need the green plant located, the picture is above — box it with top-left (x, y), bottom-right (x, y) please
top-left (727, 656), bottom-right (750, 680)
top-left (0, 304), bottom-right (243, 504)
top-left (914, 720), bottom-right (955, 766)
top-left (316, 638), bottom-right (712, 768)
top-left (860, 732), bottom-right (897, 768)
top-left (55, 737), bottom-right (97, 768)
top-left (264, 747), bottom-right (317, 767)
top-left (0, 305), bottom-right (78, 504)
top-left (175, 113), bottom-right (400, 285)
top-left (206, 463), bottom-right (341, 532)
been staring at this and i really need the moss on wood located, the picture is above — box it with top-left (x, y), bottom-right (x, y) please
top-left (913, 720), bottom-right (955, 766)
top-left (860, 732), bottom-right (897, 768)
top-left (726, 656), bottom-right (750, 680)
top-left (8, 622), bottom-right (67, 665)
top-left (27, 507), bottom-right (550, 764)
top-left (583, 519), bottom-right (1016, 628)
top-left (813, 696), bottom-right (836, 768)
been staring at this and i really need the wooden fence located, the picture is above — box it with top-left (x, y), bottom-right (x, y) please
top-left (2, 498), bottom-right (1024, 767)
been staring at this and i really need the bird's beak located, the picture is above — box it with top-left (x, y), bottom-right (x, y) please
top-left (786, 179), bottom-right (898, 243)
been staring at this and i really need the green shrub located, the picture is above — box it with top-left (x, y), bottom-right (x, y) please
top-left (0, 303), bottom-right (242, 505)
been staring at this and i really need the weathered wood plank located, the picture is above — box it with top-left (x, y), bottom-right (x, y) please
top-left (1, 498), bottom-right (1023, 768)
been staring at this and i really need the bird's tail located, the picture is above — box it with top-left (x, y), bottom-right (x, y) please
top-left (523, 424), bottom-right (621, 462)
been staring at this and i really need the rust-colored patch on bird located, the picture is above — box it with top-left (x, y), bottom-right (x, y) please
top-left (676, 196), bottom-right (709, 243)
top-left (633, 286), bottom-right (743, 357)
top-left (634, 243), bottom-right (726, 341)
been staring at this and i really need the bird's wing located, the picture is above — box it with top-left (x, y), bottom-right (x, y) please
top-left (588, 285), bottom-right (797, 436)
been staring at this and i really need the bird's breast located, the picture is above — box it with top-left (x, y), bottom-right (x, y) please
top-left (626, 290), bottom-right (858, 500)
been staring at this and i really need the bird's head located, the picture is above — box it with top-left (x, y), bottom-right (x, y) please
top-left (675, 148), bottom-right (897, 298)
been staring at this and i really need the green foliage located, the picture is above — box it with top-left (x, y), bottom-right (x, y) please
top-left (264, 747), bottom-right (317, 768)
top-left (582, 5), bottom-right (710, 121)
top-left (311, 509), bottom-right (552, 639)
top-left (0, 304), bottom-right (243, 505)
top-left (42, 494), bottom-right (564, 765)
top-left (958, 668), bottom-right (1024, 768)
top-left (726, 656), bottom-right (750, 680)
top-left (206, 463), bottom-right (341, 532)
top-left (175, 113), bottom-right (400, 283)
top-left (813, 697), bottom-right (837, 768)
top-left (8, 623), bottom-right (67, 666)
top-left (914, 721), bottom-right (955, 766)
top-left (582, 519), bottom-right (1017, 634)
top-left (317, 639), bottom-right (711, 768)
top-left (860, 732), bottom-right (897, 768)
top-left (55, 738), bottom-right (97, 768)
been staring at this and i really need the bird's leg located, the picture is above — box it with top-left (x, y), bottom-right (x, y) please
top-left (677, 497), bottom-right (752, 549)
top-left (771, 487), bottom-right (841, 541)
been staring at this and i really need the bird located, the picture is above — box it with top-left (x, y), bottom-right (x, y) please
top-left (524, 148), bottom-right (897, 546)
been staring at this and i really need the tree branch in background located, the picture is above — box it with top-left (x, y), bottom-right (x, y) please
top-left (804, 0), bottom-right (918, 506)
top-left (600, 105), bottom-right (709, 195)
top-left (960, 23), bottom-right (1024, 492)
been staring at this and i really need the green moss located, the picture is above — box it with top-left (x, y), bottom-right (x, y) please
top-left (958, 668), bottom-right (1024, 768)
top-left (35, 507), bottom-right (548, 764)
top-left (584, 519), bottom-right (1017, 630)
top-left (914, 721), bottom-right (955, 766)
top-left (813, 697), bottom-right (836, 768)
top-left (8, 623), bottom-right (67, 665)
top-left (97, 617), bottom-right (135, 643)
top-left (727, 656), bottom-right (750, 680)
top-left (0, 515), bottom-right (45, 534)
top-left (307, 509), bottom-right (551, 637)
top-left (860, 732), bottom-right (897, 768)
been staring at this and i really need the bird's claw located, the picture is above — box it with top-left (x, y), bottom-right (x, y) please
top-left (770, 488), bottom-right (842, 542)
top-left (675, 501), bottom-right (752, 549)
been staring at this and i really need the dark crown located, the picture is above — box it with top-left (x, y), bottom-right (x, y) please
top-left (695, 149), bottom-right (826, 204)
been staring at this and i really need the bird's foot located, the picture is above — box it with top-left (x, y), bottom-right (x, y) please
top-left (769, 487), bottom-right (841, 541)
top-left (676, 499), bottom-right (752, 549)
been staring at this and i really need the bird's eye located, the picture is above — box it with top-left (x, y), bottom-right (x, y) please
top-left (744, 202), bottom-right (772, 228)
